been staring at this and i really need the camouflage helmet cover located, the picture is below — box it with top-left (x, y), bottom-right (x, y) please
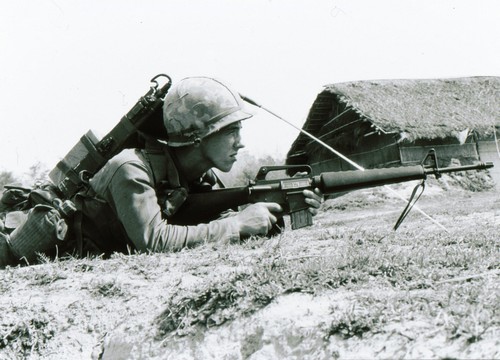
top-left (163, 77), bottom-right (254, 146)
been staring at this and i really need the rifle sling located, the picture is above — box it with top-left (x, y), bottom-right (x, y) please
top-left (393, 180), bottom-right (426, 231)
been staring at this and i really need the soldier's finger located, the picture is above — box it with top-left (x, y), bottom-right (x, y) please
top-left (261, 202), bottom-right (283, 213)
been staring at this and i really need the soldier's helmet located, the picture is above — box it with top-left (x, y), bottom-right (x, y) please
top-left (163, 77), bottom-right (254, 147)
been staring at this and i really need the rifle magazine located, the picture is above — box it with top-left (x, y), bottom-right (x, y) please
top-left (290, 209), bottom-right (312, 230)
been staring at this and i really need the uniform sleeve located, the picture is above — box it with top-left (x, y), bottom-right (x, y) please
top-left (103, 161), bottom-right (240, 252)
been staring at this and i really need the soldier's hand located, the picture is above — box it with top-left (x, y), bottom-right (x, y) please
top-left (236, 202), bottom-right (283, 237)
top-left (303, 188), bottom-right (323, 216)
top-left (292, 172), bottom-right (323, 216)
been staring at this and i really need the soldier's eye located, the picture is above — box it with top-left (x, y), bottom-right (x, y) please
top-left (223, 128), bottom-right (238, 135)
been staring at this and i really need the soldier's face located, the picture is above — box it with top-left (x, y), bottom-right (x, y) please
top-left (201, 122), bottom-right (245, 172)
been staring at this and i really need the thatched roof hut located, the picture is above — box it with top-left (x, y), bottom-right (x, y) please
top-left (327, 76), bottom-right (498, 140)
top-left (287, 76), bottom-right (500, 174)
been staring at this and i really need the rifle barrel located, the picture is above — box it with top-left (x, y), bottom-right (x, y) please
top-left (424, 162), bottom-right (494, 175)
top-left (315, 165), bottom-right (426, 194)
top-left (315, 161), bottom-right (494, 195)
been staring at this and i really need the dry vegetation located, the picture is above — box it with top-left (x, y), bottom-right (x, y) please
top-left (326, 77), bottom-right (500, 140)
top-left (0, 173), bottom-right (499, 359)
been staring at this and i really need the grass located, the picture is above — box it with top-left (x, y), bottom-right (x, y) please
top-left (0, 306), bottom-right (56, 358)
top-left (325, 301), bottom-right (386, 339)
top-left (155, 231), bottom-right (391, 338)
top-left (88, 277), bottom-right (127, 298)
top-left (156, 205), bottom-right (499, 343)
top-left (152, 184), bottom-right (499, 359)
top-left (0, 183), bottom-right (499, 358)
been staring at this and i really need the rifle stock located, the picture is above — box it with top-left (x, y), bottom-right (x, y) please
top-left (169, 160), bottom-right (493, 229)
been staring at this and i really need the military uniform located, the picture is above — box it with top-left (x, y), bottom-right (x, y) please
top-left (75, 77), bottom-right (255, 256)
top-left (77, 143), bottom-right (240, 256)
top-left (1, 76), bottom-right (260, 266)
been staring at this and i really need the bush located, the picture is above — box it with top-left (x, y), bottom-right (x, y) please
top-left (0, 162), bottom-right (49, 192)
top-left (0, 171), bottom-right (18, 191)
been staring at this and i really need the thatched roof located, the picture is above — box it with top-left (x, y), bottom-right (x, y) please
top-left (290, 77), bottom-right (499, 156)
top-left (327, 76), bottom-right (499, 139)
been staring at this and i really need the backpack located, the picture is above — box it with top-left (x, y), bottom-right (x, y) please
top-left (0, 183), bottom-right (75, 267)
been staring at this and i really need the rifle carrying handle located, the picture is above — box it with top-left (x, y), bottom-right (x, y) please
top-left (255, 165), bottom-right (312, 181)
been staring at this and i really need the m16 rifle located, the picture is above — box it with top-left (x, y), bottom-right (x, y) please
top-left (170, 150), bottom-right (493, 230)
top-left (49, 74), bottom-right (172, 199)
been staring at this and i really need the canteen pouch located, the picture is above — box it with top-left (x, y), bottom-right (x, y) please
top-left (8, 205), bottom-right (68, 263)
top-left (0, 232), bottom-right (17, 267)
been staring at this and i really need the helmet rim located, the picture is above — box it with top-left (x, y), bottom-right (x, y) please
top-left (163, 76), bottom-right (254, 147)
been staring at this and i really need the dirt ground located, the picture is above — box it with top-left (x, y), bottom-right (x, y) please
top-left (0, 180), bottom-right (499, 359)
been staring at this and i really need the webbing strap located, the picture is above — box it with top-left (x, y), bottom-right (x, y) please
top-left (73, 194), bottom-right (84, 257)
top-left (80, 134), bottom-right (106, 167)
top-left (56, 159), bottom-right (81, 186)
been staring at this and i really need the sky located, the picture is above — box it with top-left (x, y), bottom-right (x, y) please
top-left (1, 0), bottom-right (499, 179)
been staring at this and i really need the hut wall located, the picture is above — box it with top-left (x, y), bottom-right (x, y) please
top-left (477, 140), bottom-right (500, 190)
top-left (308, 131), bottom-right (401, 173)
top-left (310, 145), bottom-right (401, 173)
top-left (399, 143), bottom-right (480, 167)
top-left (302, 102), bottom-right (402, 174)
